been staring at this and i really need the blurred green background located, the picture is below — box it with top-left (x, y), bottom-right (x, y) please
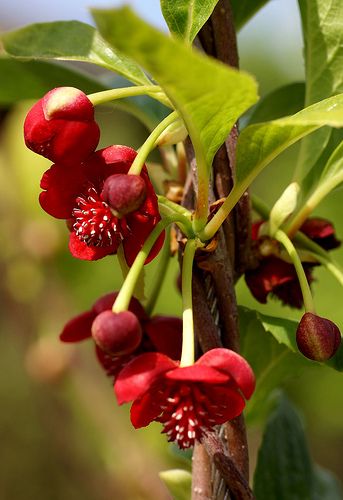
top-left (0, 1), bottom-right (342, 499)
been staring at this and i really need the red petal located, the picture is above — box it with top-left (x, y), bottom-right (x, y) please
top-left (245, 256), bottom-right (298, 304)
top-left (130, 391), bottom-right (164, 428)
top-left (68, 232), bottom-right (120, 261)
top-left (165, 364), bottom-right (229, 383)
top-left (82, 145), bottom-right (138, 189)
top-left (92, 292), bottom-right (118, 314)
top-left (60, 310), bottom-right (95, 342)
top-left (144, 316), bottom-right (182, 360)
top-left (197, 348), bottom-right (255, 399)
top-left (300, 217), bottom-right (340, 250)
top-left (114, 352), bottom-right (177, 404)
top-left (204, 385), bottom-right (246, 422)
top-left (39, 163), bottom-right (86, 219)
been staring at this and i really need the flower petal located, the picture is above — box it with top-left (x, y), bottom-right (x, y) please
top-left (165, 364), bottom-right (229, 383)
top-left (204, 385), bottom-right (246, 422)
top-left (130, 391), bottom-right (164, 428)
top-left (301, 217), bottom-right (340, 250)
top-left (68, 232), bottom-right (120, 261)
top-left (114, 352), bottom-right (177, 404)
top-left (60, 310), bottom-right (95, 342)
top-left (144, 316), bottom-right (182, 360)
top-left (197, 348), bottom-right (255, 399)
top-left (39, 163), bottom-right (86, 219)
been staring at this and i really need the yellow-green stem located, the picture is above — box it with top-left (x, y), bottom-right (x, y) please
top-left (113, 214), bottom-right (193, 313)
top-left (88, 85), bottom-right (170, 107)
top-left (180, 239), bottom-right (198, 367)
top-left (128, 111), bottom-right (179, 176)
top-left (275, 229), bottom-right (316, 313)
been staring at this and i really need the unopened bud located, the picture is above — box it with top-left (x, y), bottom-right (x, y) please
top-left (101, 174), bottom-right (146, 215)
top-left (91, 310), bottom-right (142, 355)
top-left (157, 119), bottom-right (188, 146)
top-left (296, 312), bottom-right (341, 361)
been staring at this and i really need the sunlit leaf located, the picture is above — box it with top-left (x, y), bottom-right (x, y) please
top-left (91, 7), bottom-right (258, 172)
top-left (160, 0), bottom-right (219, 42)
top-left (2, 21), bottom-right (151, 86)
top-left (296, 0), bottom-right (343, 179)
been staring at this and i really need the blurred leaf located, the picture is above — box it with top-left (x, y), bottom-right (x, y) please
top-left (269, 182), bottom-right (300, 235)
top-left (2, 21), bottom-right (151, 85)
top-left (247, 82), bottom-right (305, 125)
top-left (239, 307), bottom-right (308, 421)
top-left (91, 7), bottom-right (258, 172)
top-left (239, 307), bottom-right (343, 421)
top-left (254, 396), bottom-right (314, 499)
top-left (159, 469), bottom-right (192, 500)
top-left (313, 466), bottom-right (343, 500)
top-left (160, 0), bottom-right (219, 42)
top-left (319, 140), bottom-right (343, 184)
top-left (296, 0), bottom-right (343, 180)
top-left (235, 93), bottom-right (343, 193)
top-left (231, 0), bottom-right (271, 31)
top-left (0, 57), bottom-right (105, 105)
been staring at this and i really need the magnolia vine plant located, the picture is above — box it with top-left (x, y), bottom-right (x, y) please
top-left (3, 0), bottom-right (343, 498)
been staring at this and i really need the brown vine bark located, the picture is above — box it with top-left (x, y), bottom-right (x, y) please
top-left (183, 1), bottom-right (254, 498)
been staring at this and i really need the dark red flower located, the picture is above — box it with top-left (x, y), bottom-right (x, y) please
top-left (39, 145), bottom-right (164, 265)
top-left (115, 348), bottom-right (255, 449)
top-left (24, 87), bottom-right (100, 165)
top-left (245, 218), bottom-right (340, 308)
top-left (60, 292), bottom-right (182, 380)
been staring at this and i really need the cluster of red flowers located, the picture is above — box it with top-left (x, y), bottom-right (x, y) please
top-left (60, 291), bottom-right (255, 449)
top-left (25, 87), bottom-right (256, 449)
top-left (24, 87), bottom-right (163, 265)
top-left (245, 218), bottom-right (340, 309)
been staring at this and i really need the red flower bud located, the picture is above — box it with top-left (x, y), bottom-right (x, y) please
top-left (91, 310), bottom-right (142, 356)
top-left (101, 174), bottom-right (146, 215)
top-left (296, 312), bottom-right (341, 361)
top-left (24, 87), bottom-right (100, 165)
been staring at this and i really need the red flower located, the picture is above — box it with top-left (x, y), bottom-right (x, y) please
top-left (60, 292), bottom-right (182, 380)
top-left (115, 348), bottom-right (255, 449)
top-left (39, 145), bottom-right (164, 265)
top-left (245, 218), bottom-right (340, 308)
top-left (24, 87), bottom-right (100, 165)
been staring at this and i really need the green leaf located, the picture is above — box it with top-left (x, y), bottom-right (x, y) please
top-left (296, 0), bottom-right (343, 179)
top-left (0, 57), bottom-right (106, 105)
top-left (239, 307), bottom-right (308, 421)
top-left (235, 93), bottom-right (343, 196)
top-left (231, 0), bottom-right (271, 31)
top-left (239, 307), bottom-right (343, 421)
top-left (253, 396), bottom-right (315, 500)
top-left (313, 466), bottom-right (343, 500)
top-left (254, 396), bottom-right (343, 500)
top-left (2, 21), bottom-right (151, 86)
top-left (91, 7), bottom-right (258, 171)
top-left (247, 82), bottom-right (305, 126)
top-left (160, 0), bottom-right (219, 42)
top-left (159, 469), bottom-right (192, 500)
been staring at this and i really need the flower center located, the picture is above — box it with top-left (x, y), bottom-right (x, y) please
top-left (73, 187), bottom-right (119, 247)
top-left (157, 383), bottom-right (225, 449)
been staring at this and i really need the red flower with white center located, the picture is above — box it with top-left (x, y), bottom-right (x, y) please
top-left (24, 87), bottom-right (100, 165)
top-left (245, 218), bottom-right (340, 308)
top-left (60, 292), bottom-right (182, 380)
top-left (39, 145), bottom-right (164, 265)
top-left (115, 348), bottom-right (255, 449)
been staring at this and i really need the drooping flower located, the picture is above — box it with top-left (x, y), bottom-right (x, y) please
top-left (24, 87), bottom-right (100, 165)
top-left (245, 218), bottom-right (340, 308)
top-left (60, 292), bottom-right (182, 380)
top-left (39, 145), bottom-right (164, 265)
top-left (115, 348), bottom-right (255, 449)
top-left (296, 312), bottom-right (341, 361)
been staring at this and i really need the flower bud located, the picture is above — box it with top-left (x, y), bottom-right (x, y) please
top-left (296, 312), bottom-right (341, 361)
top-left (101, 174), bottom-right (146, 215)
top-left (91, 310), bottom-right (142, 355)
top-left (24, 87), bottom-right (100, 165)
